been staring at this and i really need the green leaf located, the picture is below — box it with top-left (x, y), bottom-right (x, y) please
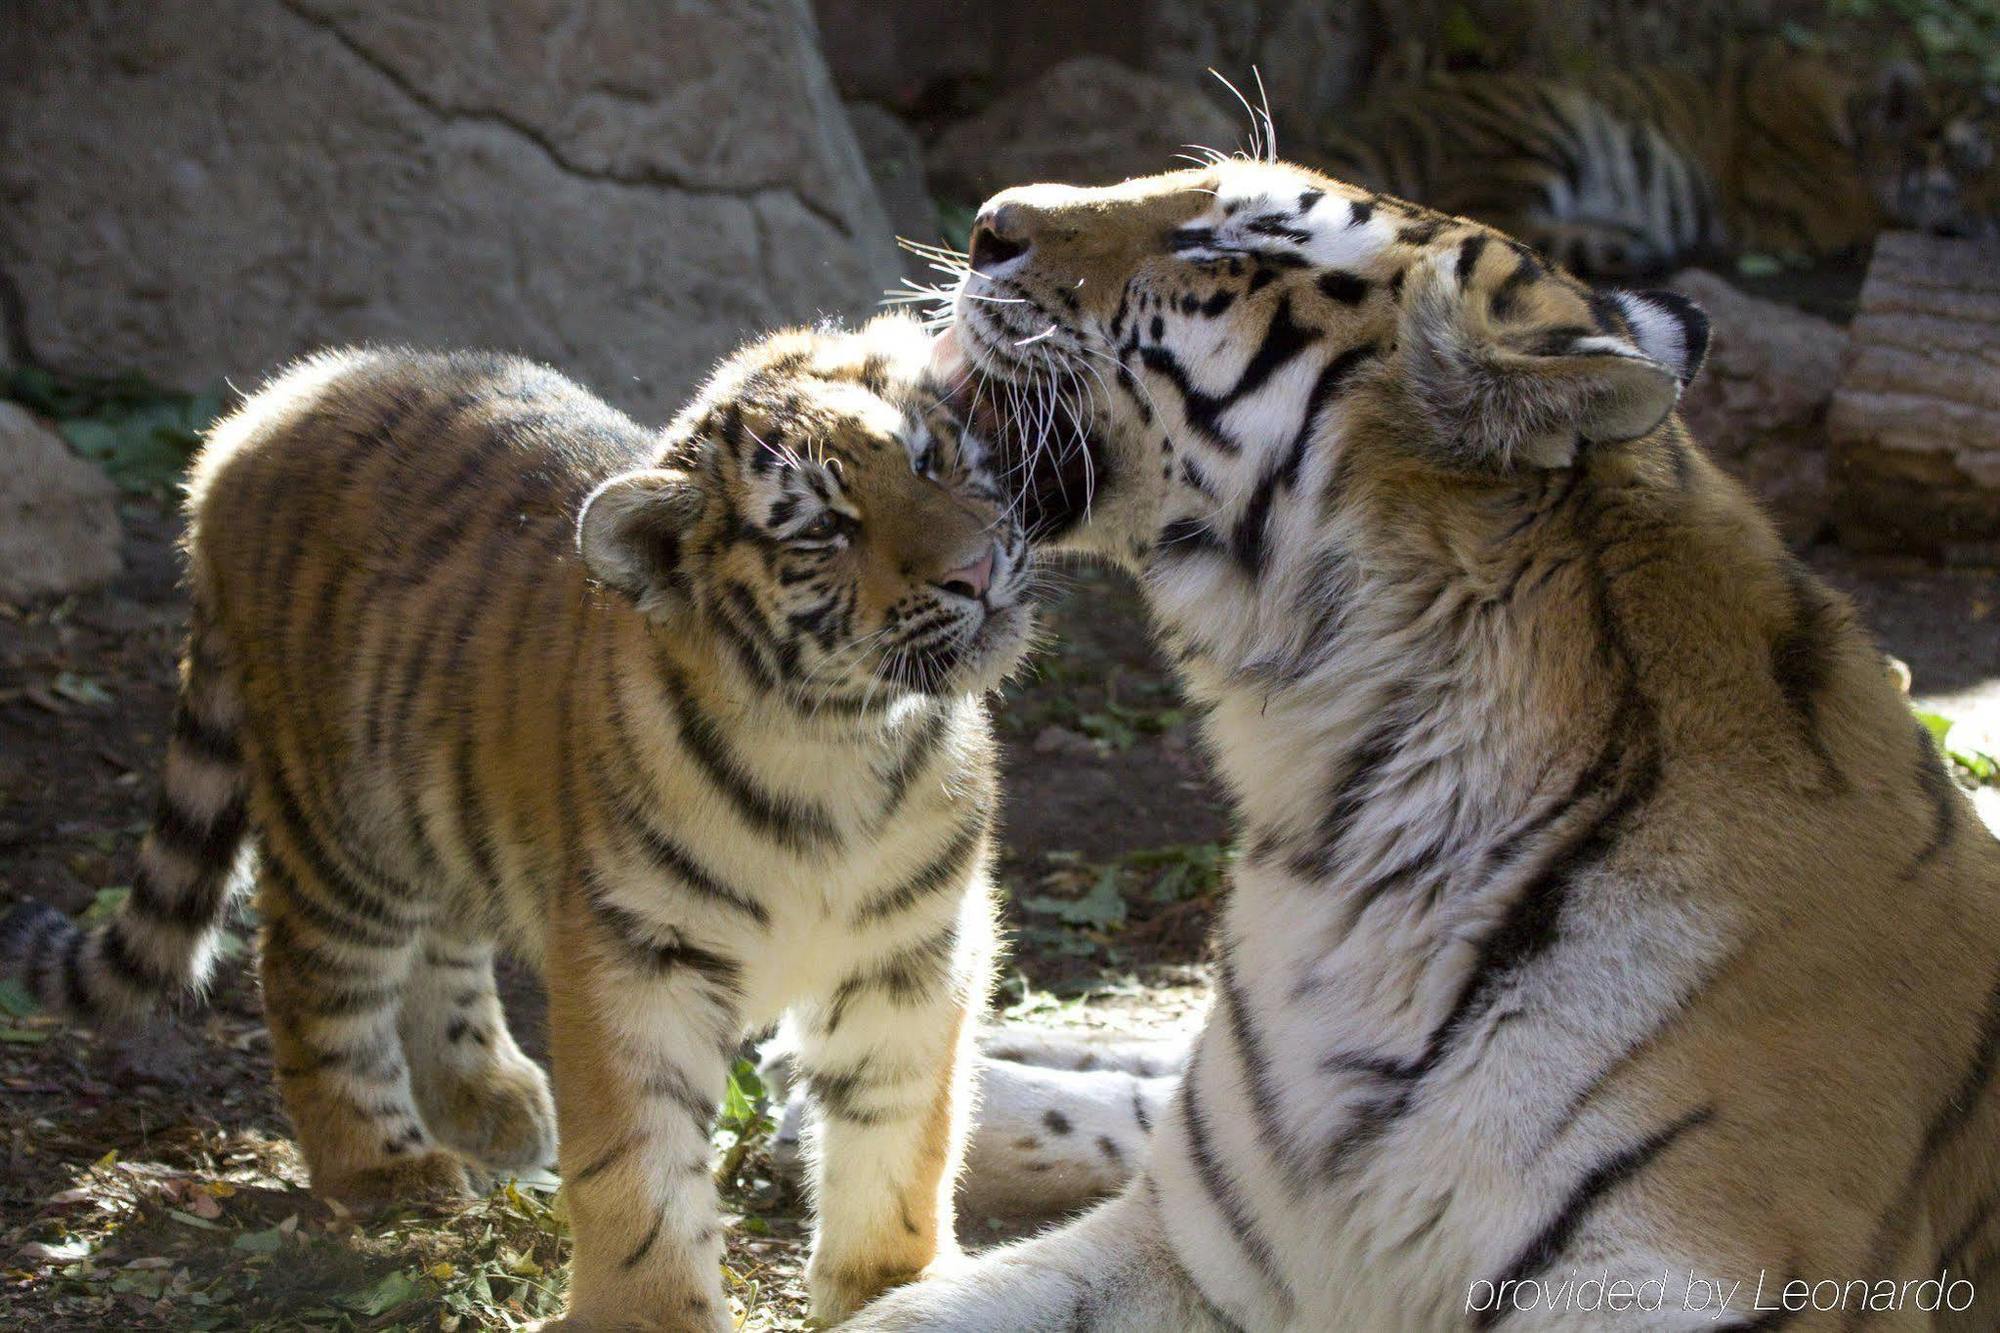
top-left (0, 978), bottom-right (39, 1018)
top-left (83, 887), bottom-right (130, 924)
top-left (1916, 709), bottom-right (1956, 744)
top-left (230, 1226), bottom-right (284, 1254)
top-left (1735, 252), bottom-right (1784, 278)
top-left (1023, 866), bottom-right (1128, 928)
top-left (343, 1267), bottom-right (426, 1315)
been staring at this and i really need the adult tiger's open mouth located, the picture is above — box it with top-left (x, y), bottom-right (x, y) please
top-left (930, 325), bottom-right (1106, 544)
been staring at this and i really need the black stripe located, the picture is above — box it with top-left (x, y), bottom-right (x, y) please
top-left (848, 819), bottom-right (984, 926)
top-left (99, 919), bottom-right (180, 993)
top-left (642, 1063), bottom-right (718, 1134)
top-left (1179, 1068), bottom-right (1293, 1307)
top-left (148, 794), bottom-right (249, 878)
top-left (1230, 341), bottom-right (1379, 576)
top-left (1851, 971), bottom-right (2000, 1324)
top-left (1940, 1190), bottom-right (2000, 1275)
top-left (571, 1134), bottom-right (639, 1186)
top-left (659, 662), bottom-right (837, 853)
top-left (875, 707), bottom-right (950, 823)
top-left (260, 779), bottom-right (427, 934)
top-left (584, 880), bottom-right (744, 998)
top-left (805, 1063), bottom-right (904, 1126)
top-left (1909, 719), bottom-right (1960, 872)
top-left (705, 592), bottom-right (778, 692)
top-left (264, 856), bottom-right (405, 951)
top-left (619, 1206), bottom-right (667, 1270)
top-left (1218, 958), bottom-right (1309, 1191)
top-left (59, 922), bottom-right (93, 1017)
top-left (1153, 515), bottom-right (1229, 562)
top-left (1470, 1105), bottom-right (1713, 1330)
top-left (170, 700), bottom-right (241, 767)
top-left (1487, 250), bottom-right (1542, 320)
top-left (1136, 296), bottom-right (1319, 454)
top-left (1455, 233), bottom-right (1490, 286)
top-left (1316, 270), bottom-right (1370, 305)
top-left (607, 786), bottom-right (771, 928)
top-left (1769, 557), bottom-right (1846, 791)
top-left (823, 923), bottom-right (960, 1034)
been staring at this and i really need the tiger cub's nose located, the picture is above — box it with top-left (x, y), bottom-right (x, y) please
top-left (935, 547), bottom-right (996, 602)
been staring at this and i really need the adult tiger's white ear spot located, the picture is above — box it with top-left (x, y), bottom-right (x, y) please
top-left (1607, 288), bottom-right (1710, 387)
top-left (577, 468), bottom-right (704, 611)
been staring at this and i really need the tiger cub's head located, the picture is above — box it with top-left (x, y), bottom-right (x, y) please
top-left (932, 161), bottom-right (1709, 569)
top-left (1857, 62), bottom-right (2000, 240)
top-left (581, 315), bottom-right (1035, 701)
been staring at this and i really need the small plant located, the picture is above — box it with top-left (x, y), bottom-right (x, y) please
top-left (2, 364), bottom-right (225, 495)
top-left (1916, 709), bottom-right (2000, 787)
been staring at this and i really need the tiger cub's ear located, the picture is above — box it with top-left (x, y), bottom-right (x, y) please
top-left (1402, 261), bottom-right (1709, 471)
top-left (577, 468), bottom-right (705, 610)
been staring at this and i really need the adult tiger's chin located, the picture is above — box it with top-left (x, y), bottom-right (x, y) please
top-left (930, 326), bottom-right (1108, 544)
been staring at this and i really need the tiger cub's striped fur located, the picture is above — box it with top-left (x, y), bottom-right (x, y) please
top-left (1319, 50), bottom-right (1998, 276)
top-left (0, 316), bottom-right (1034, 1329)
top-left (851, 162), bottom-right (2000, 1331)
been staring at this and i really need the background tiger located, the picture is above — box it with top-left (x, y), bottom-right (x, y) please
top-left (1317, 48), bottom-right (2000, 276)
top-left (0, 315), bottom-right (1035, 1330)
top-left (849, 159), bottom-right (2000, 1330)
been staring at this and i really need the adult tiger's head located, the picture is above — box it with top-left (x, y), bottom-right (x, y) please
top-left (931, 162), bottom-right (1709, 570)
top-left (581, 315), bottom-right (1034, 700)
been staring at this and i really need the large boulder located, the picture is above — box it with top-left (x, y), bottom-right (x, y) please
top-left (844, 102), bottom-right (942, 280)
top-left (0, 0), bottom-right (900, 422)
top-left (1830, 232), bottom-right (2000, 561)
top-left (0, 404), bottom-right (122, 604)
top-left (927, 57), bottom-right (1240, 201)
top-left (1670, 269), bottom-right (1849, 546)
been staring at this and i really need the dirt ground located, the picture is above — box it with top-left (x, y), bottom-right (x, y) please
top-left (1, 492), bottom-right (1995, 1330)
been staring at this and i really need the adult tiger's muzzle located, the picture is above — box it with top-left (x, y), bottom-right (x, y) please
top-left (928, 327), bottom-right (1105, 544)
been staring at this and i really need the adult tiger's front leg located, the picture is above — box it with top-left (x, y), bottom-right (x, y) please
top-left (792, 874), bottom-right (998, 1323)
top-left (544, 884), bottom-right (740, 1333)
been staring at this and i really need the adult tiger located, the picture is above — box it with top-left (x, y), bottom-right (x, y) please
top-left (851, 162), bottom-right (2000, 1330)
top-left (1315, 51), bottom-right (1998, 276)
top-left (0, 316), bottom-right (1034, 1329)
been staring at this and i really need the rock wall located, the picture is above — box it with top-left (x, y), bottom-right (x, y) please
top-left (1830, 232), bottom-right (2000, 560)
top-left (0, 0), bottom-right (900, 421)
top-left (1672, 269), bottom-right (1848, 546)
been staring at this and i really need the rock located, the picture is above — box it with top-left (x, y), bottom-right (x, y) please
top-left (814, 0), bottom-right (1008, 108)
top-left (844, 102), bottom-right (941, 276)
top-left (1831, 232), bottom-right (2000, 560)
top-left (1670, 269), bottom-right (1849, 545)
top-left (0, 403), bottom-right (122, 604)
top-left (0, 0), bottom-right (899, 423)
top-left (927, 57), bottom-right (1239, 200)
top-left (1146, 0), bottom-right (1373, 147)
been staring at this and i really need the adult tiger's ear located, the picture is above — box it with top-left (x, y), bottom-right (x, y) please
top-left (1402, 260), bottom-right (1708, 471)
top-left (577, 468), bottom-right (704, 611)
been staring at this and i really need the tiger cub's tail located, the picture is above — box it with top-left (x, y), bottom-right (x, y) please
top-left (1, 592), bottom-right (250, 1023)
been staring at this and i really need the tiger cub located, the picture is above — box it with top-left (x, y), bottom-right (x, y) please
top-left (1318, 49), bottom-right (1998, 276)
top-left (0, 316), bottom-right (1033, 1329)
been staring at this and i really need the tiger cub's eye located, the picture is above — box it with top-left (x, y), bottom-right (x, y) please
top-left (795, 511), bottom-right (852, 543)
